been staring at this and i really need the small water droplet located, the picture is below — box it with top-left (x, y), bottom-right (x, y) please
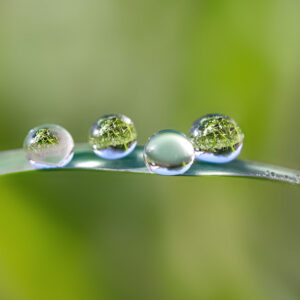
top-left (189, 114), bottom-right (244, 163)
top-left (144, 130), bottom-right (195, 175)
top-left (259, 170), bottom-right (268, 178)
top-left (24, 124), bottom-right (74, 168)
top-left (89, 114), bottom-right (137, 159)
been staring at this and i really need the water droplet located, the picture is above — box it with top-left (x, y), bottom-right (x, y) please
top-left (24, 124), bottom-right (74, 168)
top-left (190, 114), bottom-right (244, 163)
top-left (89, 114), bottom-right (137, 159)
top-left (144, 129), bottom-right (195, 175)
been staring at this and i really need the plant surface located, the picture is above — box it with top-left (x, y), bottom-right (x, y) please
top-left (0, 144), bottom-right (299, 184)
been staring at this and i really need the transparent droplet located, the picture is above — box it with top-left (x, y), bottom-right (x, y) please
top-left (24, 124), bottom-right (74, 168)
top-left (89, 114), bottom-right (137, 160)
top-left (144, 129), bottom-right (195, 175)
top-left (190, 114), bottom-right (244, 163)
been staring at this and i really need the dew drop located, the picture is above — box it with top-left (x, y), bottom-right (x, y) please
top-left (24, 124), bottom-right (74, 168)
top-left (190, 114), bottom-right (244, 163)
top-left (144, 129), bottom-right (195, 175)
top-left (89, 114), bottom-right (137, 160)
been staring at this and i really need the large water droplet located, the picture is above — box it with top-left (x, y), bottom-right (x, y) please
top-left (89, 114), bottom-right (137, 160)
top-left (190, 114), bottom-right (244, 163)
top-left (144, 129), bottom-right (195, 175)
top-left (24, 124), bottom-right (74, 168)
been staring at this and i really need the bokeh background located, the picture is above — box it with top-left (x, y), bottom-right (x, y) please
top-left (0, 0), bottom-right (300, 299)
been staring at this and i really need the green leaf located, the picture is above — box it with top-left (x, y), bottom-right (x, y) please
top-left (0, 144), bottom-right (299, 184)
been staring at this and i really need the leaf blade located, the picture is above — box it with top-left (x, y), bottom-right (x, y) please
top-left (0, 144), bottom-right (299, 184)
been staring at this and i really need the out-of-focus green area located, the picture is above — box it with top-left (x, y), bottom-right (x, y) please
top-left (0, 0), bottom-right (300, 299)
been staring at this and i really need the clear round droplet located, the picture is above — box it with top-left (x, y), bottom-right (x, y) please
top-left (89, 114), bottom-right (137, 160)
top-left (190, 114), bottom-right (244, 163)
top-left (23, 124), bottom-right (74, 168)
top-left (144, 129), bottom-right (195, 175)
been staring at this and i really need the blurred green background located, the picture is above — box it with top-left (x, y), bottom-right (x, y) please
top-left (0, 0), bottom-right (300, 299)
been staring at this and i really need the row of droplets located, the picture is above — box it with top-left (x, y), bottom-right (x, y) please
top-left (23, 113), bottom-right (244, 175)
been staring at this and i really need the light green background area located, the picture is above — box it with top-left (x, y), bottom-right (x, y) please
top-left (0, 0), bottom-right (300, 299)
